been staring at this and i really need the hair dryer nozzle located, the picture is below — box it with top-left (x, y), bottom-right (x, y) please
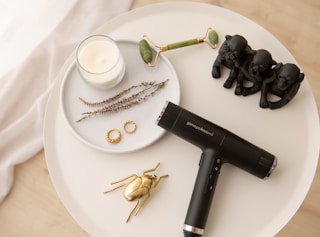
top-left (265, 156), bottom-right (278, 178)
top-left (157, 101), bottom-right (179, 130)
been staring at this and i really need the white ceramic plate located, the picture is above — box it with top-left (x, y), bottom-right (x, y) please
top-left (60, 40), bottom-right (180, 153)
top-left (44, 2), bottom-right (320, 237)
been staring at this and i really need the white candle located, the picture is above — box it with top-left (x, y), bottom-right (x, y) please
top-left (76, 35), bottom-right (125, 89)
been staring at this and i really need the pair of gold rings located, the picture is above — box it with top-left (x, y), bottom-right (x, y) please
top-left (106, 121), bottom-right (137, 144)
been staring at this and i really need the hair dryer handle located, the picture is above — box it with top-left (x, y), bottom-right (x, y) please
top-left (184, 149), bottom-right (222, 237)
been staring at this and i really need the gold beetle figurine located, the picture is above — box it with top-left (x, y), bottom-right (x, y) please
top-left (103, 162), bottom-right (168, 222)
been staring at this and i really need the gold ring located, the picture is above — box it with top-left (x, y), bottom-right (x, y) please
top-left (106, 129), bottom-right (121, 144)
top-left (123, 121), bottom-right (137, 134)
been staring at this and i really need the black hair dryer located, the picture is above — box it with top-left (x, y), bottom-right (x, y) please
top-left (157, 101), bottom-right (277, 237)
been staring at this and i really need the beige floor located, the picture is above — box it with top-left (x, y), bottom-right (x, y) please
top-left (0, 0), bottom-right (319, 236)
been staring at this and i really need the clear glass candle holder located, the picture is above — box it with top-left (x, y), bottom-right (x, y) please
top-left (76, 35), bottom-right (125, 89)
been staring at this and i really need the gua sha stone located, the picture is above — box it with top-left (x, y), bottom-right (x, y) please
top-left (211, 34), bottom-right (304, 109)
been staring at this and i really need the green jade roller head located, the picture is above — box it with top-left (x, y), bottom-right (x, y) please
top-left (139, 28), bottom-right (219, 67)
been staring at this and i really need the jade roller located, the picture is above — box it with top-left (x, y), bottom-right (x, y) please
top-left (139, 28), bottom-right (219, 67)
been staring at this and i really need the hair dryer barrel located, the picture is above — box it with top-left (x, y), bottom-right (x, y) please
top-left (157, 101), bottom-right (277, 179)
